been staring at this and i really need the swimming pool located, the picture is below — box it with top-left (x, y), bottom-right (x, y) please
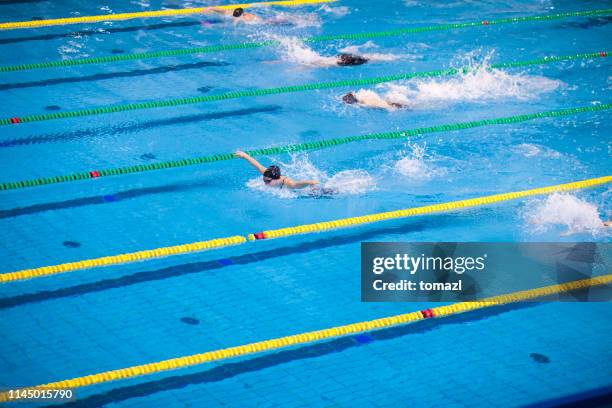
top-left (0, 0), bottom-right (611, 406)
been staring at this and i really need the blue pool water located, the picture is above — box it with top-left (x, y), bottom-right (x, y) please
top-left (0, 0), bottom-right (611, 406)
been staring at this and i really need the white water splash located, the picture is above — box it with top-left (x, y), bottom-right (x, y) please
top-left (324, 170), bottom-right (376, 194)
top-left (274, 36), bottom-right (337, 67)
top-left (245, 154), bottom-right (375, 197)
top-left (514, 143), bottom-right (562, 158)
top-left (523, 193), bottom-right (608, 236)
top-left (318, 4), bottom-right (350, 17)
top-left (267, 11), bottom-right (322, 28)
top-left (246, 177), bottom-right (297, 198)
top-left (347, 51), bottom-right (562, 110)
top-left (393, 143), bottom-right (446, 180)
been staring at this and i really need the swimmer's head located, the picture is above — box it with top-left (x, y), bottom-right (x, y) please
top-left (337, 53), bottom-right (369, 66)
top-left (233, 8), bottom-right (244, 17)
top-left (263, 165), bottom-right (281, 184)
top-left (342, 92), bottom-right (358, 104)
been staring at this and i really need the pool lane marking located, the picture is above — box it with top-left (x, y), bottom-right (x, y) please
top-left (0, 103), bottom-right (610, 192)
top-left (0, 9), bottom-right (610, 73)
top-left (0, 236), bottom-right (247, 283)
top-left (0, 51), bottom-right (607, 127)
top-left (247, 176), bottom-right (612, 241)
top-left (0, 0), bottom-right (335, 30)
top-left (1, 273), bottom-right (610, 402)
top-left (0, 176), bottom-right (609, 283)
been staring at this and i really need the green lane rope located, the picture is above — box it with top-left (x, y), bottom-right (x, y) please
top-left (0, 51), bottom-right (608, 127)
top-left (1, 103), bottom-right (609, 191)
top-left (0, 9), bottom-right (610, 73)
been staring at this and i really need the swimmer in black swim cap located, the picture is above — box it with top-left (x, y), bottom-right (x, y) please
top-left (206, 6), bottom-right (261, 23)
top-left (337, 53), bottom-right (369, 66)
top-left (262, 165), bottom-right (281, 183)
top-left (342, 92), bottom-right (359, 104)
top-left (235, 150), bottom-right (319, 189)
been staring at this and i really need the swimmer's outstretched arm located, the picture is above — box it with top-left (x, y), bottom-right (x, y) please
top-left (235, 150), bottom-right (266, 174)
top-left (284, 178), bottom-right (319, 189)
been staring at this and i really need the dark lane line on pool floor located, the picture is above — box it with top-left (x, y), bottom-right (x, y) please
top-left (0, 21), bottom-right (202, 45)
top-left (0, 60), bottom-right (229, 91)
top-left (46, 302), bottom-right (534, 408)
top-left (521, 385), bottom-right (612, 408)
top-left (0, 217), bottom-right (459, 309)
top-left (0, 0), bottom-right (48, 4)
top-left (555, 15), bottom-right (612, 29)
top-left (0, 0), bottom-right (47, 4)
top-left (0, 179), bottom-right (213, 219)
top-left (0, 105), bottom-right (281, 148)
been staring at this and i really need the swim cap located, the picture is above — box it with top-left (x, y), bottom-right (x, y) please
top-left (263, 165), bottom-right (281, 179)
top-left (337, 53), bottom-right (369, 66)
top-left (342, 92), bottom-right (358, 104)
top-left (233, 8), bottom-right (244, 17)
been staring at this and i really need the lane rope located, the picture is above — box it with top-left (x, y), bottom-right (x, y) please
top-left (1, 273), bottom-right (610, 402)
top-left (0, 9), bottom-right (610, 73)
top-left (0, 103), bottom-right (610, 192)
top-left (0, 51), bottom-right (607, 127)
top-left (247, 176), bottom-right (611, 240)
top-left (1, 176), bottom-right (609, 283)
top-left (0, 236), bottom-right (247, 283)
top-left (0, 0), bottom-right (335, 30)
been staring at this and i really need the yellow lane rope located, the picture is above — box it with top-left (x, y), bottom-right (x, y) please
top-left (0, 176), bottom-right (609, 284)
top-left (0, 0), bottom-right (335, 30)
top-left (0, 236), bottom-right (246, 283)
top-left (1, 273), bottom-right (610, 402)
top-left (248, 176), bottom-right (612, 240)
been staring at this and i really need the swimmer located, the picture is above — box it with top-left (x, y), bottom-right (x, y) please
top-left (235, 150), bottom-right (319, 189)
top-left (336, 53), bottom-right (369, 66)
top-left (342, 91), bottom-right (408, 110)
top-left (207, 7), bottom-right (262, 24)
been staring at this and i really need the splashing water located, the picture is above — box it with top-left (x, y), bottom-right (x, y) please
top-left (393, 143), bottom-right (445, 180)
top-left (246, 177), bottom-right (296, 199)
top-left (318, 4), bottom-right (350, 17)
top-left (274, 36), bottom-right (337, 67)
top-left (267, 11), bottom-right (322, 28)
top-left (338, 41), bottom-right (377, 55)
top-left (245, 154), bottom-right (375, 198)
top-left (348, 51), bottom-right (562, 110)
top-left (278, 154), bottom-right (328, 181)
top-left (514, 143), bottom-right (562, 158)
top-left (524, 193), bottom-right (607, 236)
top-left (324, 170), bottom-right (376, 194)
